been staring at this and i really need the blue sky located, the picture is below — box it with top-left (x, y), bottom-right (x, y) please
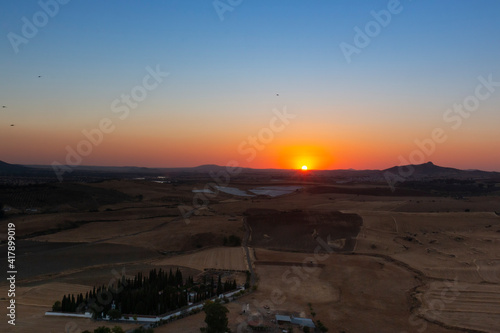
top-left (1, 0), bottom-right (499, 170)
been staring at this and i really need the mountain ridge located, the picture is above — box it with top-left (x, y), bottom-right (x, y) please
top-left (1, 160), bottom-right (499, 180)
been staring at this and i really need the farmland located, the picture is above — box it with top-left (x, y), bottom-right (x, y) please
top-left (1, 177), bottom-right (499, 332)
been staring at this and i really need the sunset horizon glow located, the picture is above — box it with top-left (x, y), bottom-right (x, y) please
top-left (1, 1), bottom-right (499, 172)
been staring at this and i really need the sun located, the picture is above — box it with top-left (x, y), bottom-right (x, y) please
top-left (301, 165), bottom-right (308, 171)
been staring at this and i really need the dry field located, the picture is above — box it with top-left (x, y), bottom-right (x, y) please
top-left (104, 215), bottom-right (244, 252)
top-left (243, 249), bottom-right (454, 333)
top-left (1, 179), bottom-right (500, 332)
top-left (31, 217), bottom-right (171, 243)
top-left (1, 206), bottom-right (180, 241)
top-left (2, 240), bottom-right (157, 281)
top-left (247, 210), bottom-right (362, 252)
top-left (347, 209), bottom-right (500, 332)
top-left (418, 281), bottom-right (500, 333)
top-left (153, 246), bottom-right (248, 271)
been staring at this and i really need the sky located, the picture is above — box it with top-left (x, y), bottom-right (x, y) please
top-left (1, 0), bottom-right (499, 171)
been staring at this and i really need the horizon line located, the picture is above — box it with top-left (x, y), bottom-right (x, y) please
top-left (7, 160), bottom-right (500, 173)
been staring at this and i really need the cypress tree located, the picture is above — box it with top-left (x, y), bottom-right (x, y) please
top-left (169, 269), bottom-right (176, 286)
top-left (217, 275), bottom-right (223, 296)
top-left (62, 295), bottom-right (67, 312)
top-left (175, 268), bottom-right (183, 287)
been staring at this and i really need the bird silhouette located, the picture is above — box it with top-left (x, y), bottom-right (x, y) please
top-left (10, 124), bottom-right (14, 127)
top-left (2, 106), bottom-right (6, 108)
top-left (38, 75), bottom-right (42, 78)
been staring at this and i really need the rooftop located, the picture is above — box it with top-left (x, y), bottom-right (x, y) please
top-left (275, 315), bottom-right (316, 328)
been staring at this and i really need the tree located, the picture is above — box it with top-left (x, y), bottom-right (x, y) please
top-left (316, 320), bottom-right (328, 332)
top-left (94, 327), bottom-right (111, 333)
top-left (132, 328), bottom-right (154, 333)
top-left (107, 309), bottom-right (121, 320)
top-left (228, 235), bottom-right (241, 246)
top-left (202, 300), bottom-right (228, 333)
top-left (52, 301), bottom-right (62, 312)
top-left (216, 275), bottom-right (223, 296)
top-left (223, 235), bottom-right (241, 247)
top-left (111, 326), bottom-right (125, 333)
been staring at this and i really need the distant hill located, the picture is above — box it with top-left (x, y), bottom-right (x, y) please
top-left (0, 160), bottom-right (497, 183)
top-left (382, 161), bottom-right (499, 180)
top-left (191, 164), bottom-right (227, 173)
top-left (191, 164), bottom-right (261, 173)
top-left (171, 161), bottom-right (500, 182)
top-left (0, 160), bottom-right (34, 175)
top-left (383, 161), bottom-right (461, 177)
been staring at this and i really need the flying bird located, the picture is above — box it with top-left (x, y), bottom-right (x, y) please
top-left (38, 75), bottom-right (42, 78)
top-left (276, 93), bottom-right (279, 96)
top-left (10, 124), bottom-right (14, 127)
top-left (2, 106), bottom-right (6, 108)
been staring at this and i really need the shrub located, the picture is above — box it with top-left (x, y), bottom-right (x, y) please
top-left (52, 301), bottom-right (62, 312)
top-left (107, 309), bottom-right (121, 320)
top-left (223, 234), bottom-right (241, 246)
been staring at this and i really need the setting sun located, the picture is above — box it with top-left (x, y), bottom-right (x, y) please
top-left (301, 165), bottom-right (308, 171)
